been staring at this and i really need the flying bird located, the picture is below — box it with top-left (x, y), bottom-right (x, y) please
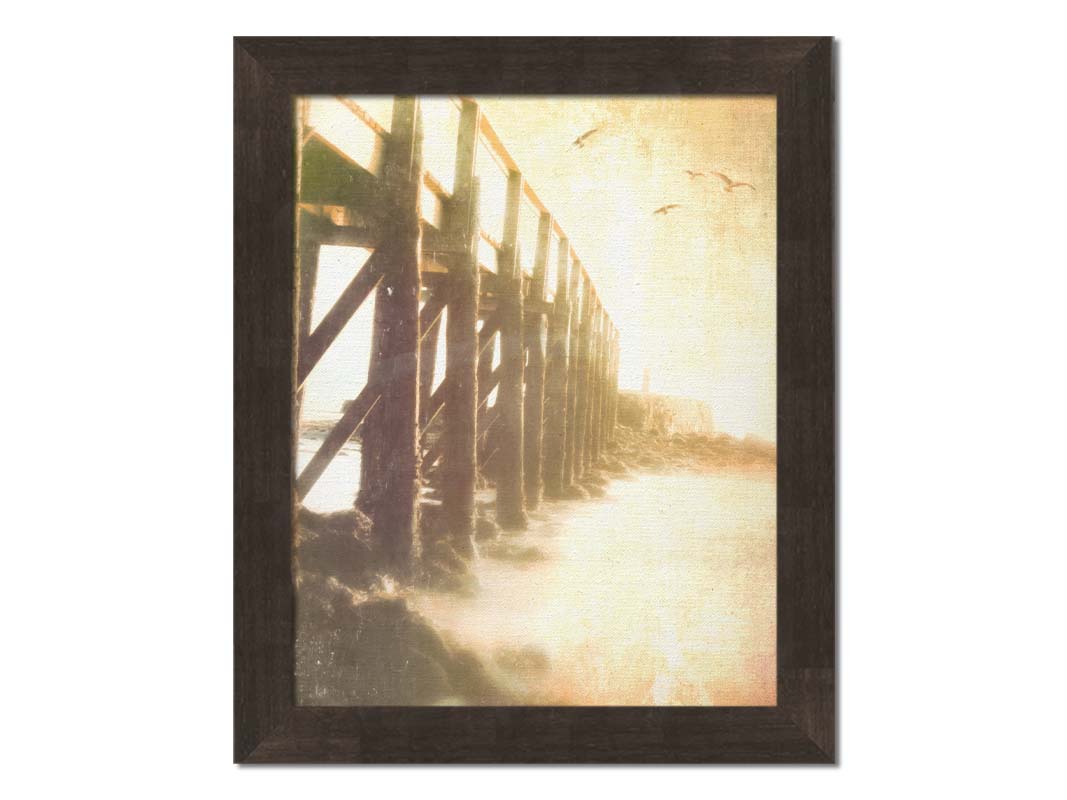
top-left (684, 170), bottom-right (707, 179)
top-left (709, 171), bottom-right (756, 192)
top-left (571, 126), bottom-right (601, 148)
top-left (653, 204), bottom-right (681, 216)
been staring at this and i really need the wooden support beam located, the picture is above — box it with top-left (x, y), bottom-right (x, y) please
top-left (408, 298), bottom-right (463, 438)
top-left (476, 295), bottom-right (554, 317)
top-left (588, 303), bottom-right (604, 468)
top-left (595, 308), bottom-right (609, 464)
top-left (296, 384), bottom-right (381, 500)
top-left (424, 315), bottom-right (500, 440)
top-left (481, 446), bottom-right (501, 476)
top-left (609, 330), bottom-right (620, 444)
top-left (609, 324), bottom-right (616, 436)
top-left (478, 365), bottom-right (502, 407)
top-left (299, 133), bottom-right (389, 224)
top-left (599, 312), bottom-right (610, 459)
top-left (495, 170), bottom-right (527, 529)
top-left (418, 293), bottom-right (445, 427)
top-left (523, 211), bottom-right (552, 510)
top-left (295, 183), bottom-right (319, 366)
top-left (588, 309), bottom-right (606, 469)
top-left (542, 237), bottom-right (571, 498)
top-left (478, 328), bottom-right (497, 395)
top-left (479, 312), bottom-right (500, 353)
top-left (356, 96), bottom-right (423, 576)
top-left (474, 305), bottom-right (503, 466)
top-left (586, 301), bottom-right (600, 468)
top-left (425, 360), bottom-right (501, 473)
top-left (299, 201), bottom-right (376, 229)
top-left (477, 406), bottom-right (502, 467)
top-left (422, 317), bottom-right (503, 441)
top-left (296, 210), bottom-right (380, 248)
top-left (440, 97), bottom-right (482, 554)
top-left (294, 98), bottom-right (317, 480)
top-left (297, 209), bottom-right (463, 255)
top-left (297, 250), bottom-right (383, 387)
top-left (475, 364), bottom-right (502, 462)
top-left (600, 323), bottom-right (612, 450)
top-left (295, 205), bottom-right (320, 421)
top-left (419, 292), bottom-right (447, 332)
top-left (409, 312), bottom-right (492, 434)
top-left (422, 437), bottom-right (444, 473)
top-left (421, 377), bottom-right (449, 437)
top-left (572, 275), bottom-right (594, 482)
top-left (562, 260), bottom-right (583, 488)
top-left (593, 302), bottom-right (607, 464)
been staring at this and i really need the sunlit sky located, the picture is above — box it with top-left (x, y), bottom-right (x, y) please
top-left (300, 95), bottom-right (776, 441)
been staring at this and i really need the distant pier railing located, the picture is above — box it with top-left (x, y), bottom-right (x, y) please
top-left (295, 95), bottom-right (621, 573)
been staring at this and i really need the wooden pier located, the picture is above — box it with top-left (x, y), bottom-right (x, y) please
top-left (294, 95), bottom-right (621, 573)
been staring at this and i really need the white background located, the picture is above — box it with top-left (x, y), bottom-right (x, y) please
top-left (3, 2), bottom-right (1065, 795)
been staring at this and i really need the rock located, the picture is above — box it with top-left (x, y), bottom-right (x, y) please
top-left (616, 390), bottom-right (714, 436)
top-left (423, 537), bottom-right (466, 570)
top-left (475, 513), bottom-right (500, 541)
top-left (327, 598), bottom-right (452, 704)
top-left (443, 647), bottom-right (503, 704)
top-left (496, 505), bottom-right (529, 532)
top-left (481, 539), bottom-right (548, 565)
top-left (418, 537), bottom-right (479, 596)
top-left (418, 500), bottom-right (446, 540)
top-left (560, 483), bottom-right (590, 500)
top-left (295, 506), bottom-right (375, 589)
top-left (295, 581), bottom-right (506, 705)
top-left (582, 482), bottom-right (606, 498)
top-left (494, 645), bottom-right (550, 675)
top-left (583, 471), bottom-right (609, 488)
top-left (420, 562), bottom-right (480, 596)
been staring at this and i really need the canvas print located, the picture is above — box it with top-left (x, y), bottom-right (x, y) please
top-left (293, 94), bottom-right (776, 706)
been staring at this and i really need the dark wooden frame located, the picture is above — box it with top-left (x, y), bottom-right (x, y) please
top-left (235, 36), bottom-right (835, 764)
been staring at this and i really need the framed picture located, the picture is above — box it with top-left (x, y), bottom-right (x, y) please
top-left (234, 36), bottom-right (834, 763)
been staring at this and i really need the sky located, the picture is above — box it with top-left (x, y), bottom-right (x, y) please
top-left (300, 95), bottom-right (776, 441)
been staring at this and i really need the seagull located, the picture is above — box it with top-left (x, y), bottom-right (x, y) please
top-left (653, 204), bottom-right (681, 215)
top-left (571, 127), bottom-right (601, 148)
top-left (684, 170), bottom-right (707, 179)
top-left (709, 171), bottom-right (756, 192)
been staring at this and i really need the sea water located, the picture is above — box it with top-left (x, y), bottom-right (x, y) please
top-left (413, 471), bottom-right (776, 706)
top-left (297, 436), bottom-right (775, 706)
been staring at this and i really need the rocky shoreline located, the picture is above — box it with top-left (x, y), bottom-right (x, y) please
top-left (612, 426), bottom-right (776, 474)
top-left (294, 425), bottom-right (775, 706)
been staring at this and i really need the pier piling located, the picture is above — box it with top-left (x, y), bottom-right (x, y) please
top-left (562, 265), bottom-right (584, 487)
top-left (441, 98), bottom-right (482, 556)
top-left (523, 212), bottom-right (552, 509)
top-left (572, 277), bottom-right (593, 481)
top-left (542, 238), bottom-right (571, 497)
top-left (294, 94), bottom-right (626, 578)
top-left (357, 96), bottom-right (423, 574)
top-left (495, 170), bottom-right (527, 529)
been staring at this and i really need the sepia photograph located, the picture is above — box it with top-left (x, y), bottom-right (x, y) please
top-left (292, 93), bottom-right (778, 707)
top-left (10, 9), bottom-right (1067, 789)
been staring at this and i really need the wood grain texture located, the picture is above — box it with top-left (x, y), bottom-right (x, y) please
top-left (234, 36), bottom-right (835, 764)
